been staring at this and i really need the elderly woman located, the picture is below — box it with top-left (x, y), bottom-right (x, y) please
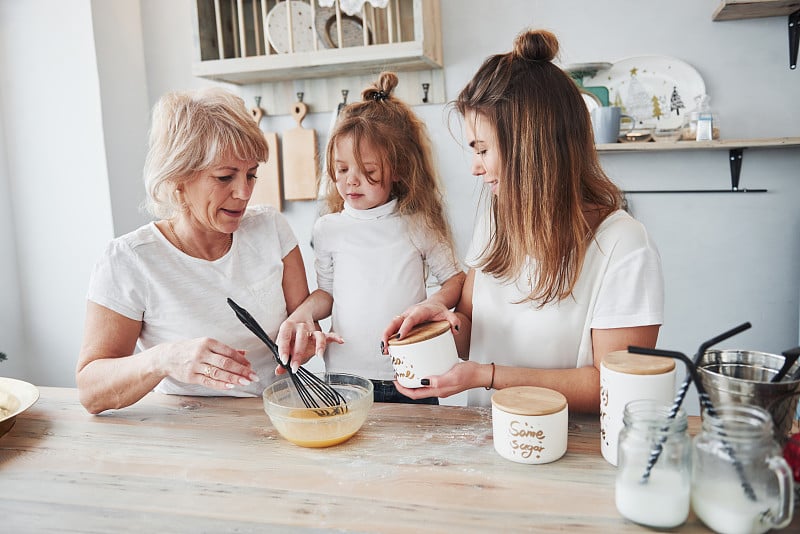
top-left (77, 88), bottom-right (312, 414)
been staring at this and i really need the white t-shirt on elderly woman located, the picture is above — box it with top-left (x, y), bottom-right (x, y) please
top-left (86, 205), bottom-right (298, 397)
top-left (467, 209), bottom-right (664, 407)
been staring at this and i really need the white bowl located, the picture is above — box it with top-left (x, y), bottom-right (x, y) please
top-left (0, 377), bottom-right (40, 437)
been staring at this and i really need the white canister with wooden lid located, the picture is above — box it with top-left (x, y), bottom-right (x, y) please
top-left (600, 350), bottom-right (676, 466)
top-left (387, 320), bottom-right (459, 388)
top-left (491, 386), bottom-right (568, 464)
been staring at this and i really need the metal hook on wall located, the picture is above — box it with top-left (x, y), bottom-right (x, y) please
top-left (422, 83), bottom-right (430, 104)
top-left (337, 89), bottom-right (349, 114)
top-left (296, 92), bottom-right (304, 103)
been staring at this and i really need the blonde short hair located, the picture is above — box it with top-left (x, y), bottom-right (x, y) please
top-left (143, 87), bottom-right (268, 219)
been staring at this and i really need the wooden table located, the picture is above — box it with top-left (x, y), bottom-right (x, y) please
top-left (0, 388), bottom-right (795, 532)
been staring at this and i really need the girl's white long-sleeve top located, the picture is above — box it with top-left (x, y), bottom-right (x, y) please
top-left (313, 199), bottom-right (462, 380)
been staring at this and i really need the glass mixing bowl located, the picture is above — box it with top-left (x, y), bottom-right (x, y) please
top-left (263, 373), bottom-right (373, 448)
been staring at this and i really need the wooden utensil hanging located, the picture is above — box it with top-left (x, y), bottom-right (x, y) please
top-left (250, 99), bottom-right (283, 211)
top-left (282, 97), bottom-right (319, 201)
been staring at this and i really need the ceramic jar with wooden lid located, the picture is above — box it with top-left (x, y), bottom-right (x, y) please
top-left (387, 320), bottom-right (459, 388)
top-left (600, 350), bottom-right (676, 466)
top-left (491, 386), bottom-right (568, 464)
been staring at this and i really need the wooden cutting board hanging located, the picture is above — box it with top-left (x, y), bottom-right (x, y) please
top-left (249, 101), bottom-right (283, 210)
top-left (282, 99), bottom-right (319, 201)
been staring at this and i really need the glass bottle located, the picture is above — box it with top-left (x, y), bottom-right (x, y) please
top-left (692, 405), bottom-right (794, 534)
top-left (615, 400), bottom-right (691, 529)
top-left (683, 94), bottom-right (720, 141)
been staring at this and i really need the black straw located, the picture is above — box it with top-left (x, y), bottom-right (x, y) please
top-left (627, 322), bottom-right (751, 483)
top-left (629, 345), bottom-right (757, 502)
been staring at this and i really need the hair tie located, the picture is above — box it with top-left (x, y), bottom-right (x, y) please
top-left (371, 90), bottom-right (388, 101)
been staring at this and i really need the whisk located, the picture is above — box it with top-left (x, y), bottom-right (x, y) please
top-left (227, 298), bottom-right (347, 416)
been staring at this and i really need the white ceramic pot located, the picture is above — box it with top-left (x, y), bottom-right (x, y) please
top-left (600, 351), bottom-right (676, 466)
top-left (491, 386), bottom-right (568, 464)
top-left (387, 320), bottom-right (459, 388)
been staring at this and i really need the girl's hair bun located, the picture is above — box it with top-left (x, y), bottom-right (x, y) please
top-left (512, 29), bottom-right (558, 62)
top-left (362, 71), bottom-right (399, 101)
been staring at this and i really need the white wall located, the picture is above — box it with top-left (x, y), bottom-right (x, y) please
top-left (1, 1), bottom-right (799, 417)
top-left (0, 0), bottom-right (115, 385)
top-left (92, 0), bottom-right (152, 236)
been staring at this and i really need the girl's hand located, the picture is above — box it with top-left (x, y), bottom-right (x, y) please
top-left (163, 338), bottom-right (258, 390)
top-left (393, 360), bottom-right (482, 399)
top-left (380, 302), bottom-right (461, 354)
top-left (275, 317), bottom-right (343, 374)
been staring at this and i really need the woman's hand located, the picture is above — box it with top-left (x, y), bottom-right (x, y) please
top-left (161, 337), bottom-right (259, 390)
top-left (393, 360), bottom-right (485, 399)
top-left (380, 302), bottom-right (461, 354)
top-left (275, 316), bottom-right (343, 375)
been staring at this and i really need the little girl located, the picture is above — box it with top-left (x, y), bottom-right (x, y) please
top-left (278, 72), bottom-right (465, 404)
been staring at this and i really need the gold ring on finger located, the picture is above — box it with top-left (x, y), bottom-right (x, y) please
top-left (204, 364), bottom-right (213, 377)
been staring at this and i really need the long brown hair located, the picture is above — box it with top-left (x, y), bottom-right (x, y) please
top-left (455, 29), bottom-right (621, 305)
top-left (324, 71), bottom-right (455, 248)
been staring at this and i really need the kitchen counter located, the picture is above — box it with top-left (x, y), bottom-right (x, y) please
top-left (0, 387), bottom-right (795, 532)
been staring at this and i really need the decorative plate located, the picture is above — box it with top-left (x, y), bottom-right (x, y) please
top-left (0, 377), bottom-right (39, 437)
top-left (583, 55), bottom-right (706, 131)
top-left (314, 6), bottom-right (371, 48)
top-left (266, 0), bottom-right (322, 54)
top-left (563, 62), bottom-right (613, 80)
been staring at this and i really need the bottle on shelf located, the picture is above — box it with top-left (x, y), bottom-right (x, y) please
top-left (682, 94), bottom-right (720, 141)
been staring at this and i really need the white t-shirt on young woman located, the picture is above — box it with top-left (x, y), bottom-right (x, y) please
top-left (313, 199), bottom-right (462, 380)
top-left (467, 209), bottom-right (664, 407)
top-left (86, 205), bottom-right (298, 397)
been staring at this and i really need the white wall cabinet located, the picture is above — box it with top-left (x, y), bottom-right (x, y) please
top-left (190, 0), bottom-right (444, 113)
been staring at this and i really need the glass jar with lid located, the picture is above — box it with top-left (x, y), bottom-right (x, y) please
top-left (692, 404), bottom-right (794, 533)
top-left (682, 94), bottom-right (720, 141)
top-left (615, 399), bottom-right (692, 528)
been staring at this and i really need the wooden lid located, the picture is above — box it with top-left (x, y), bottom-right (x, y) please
top-left (387, 320), bottom-right (451, 346)
top-left (602, 350), bottom-right (675, 375)
top-left (491, 386), bottom-right (567, 416)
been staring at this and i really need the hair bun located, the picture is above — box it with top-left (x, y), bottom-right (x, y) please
top-left (362, 71), bottom-right (399, 101)
top-left (513, 29), bottom-right (558, 62)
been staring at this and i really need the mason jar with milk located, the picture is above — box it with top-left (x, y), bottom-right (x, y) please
top-left (615, 399), bottom-right (691, 529)
top-left (691, 404), bottom-right (794, 534)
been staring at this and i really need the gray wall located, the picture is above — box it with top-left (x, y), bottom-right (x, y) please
top-left (1, 0), bottom-right (799, 414)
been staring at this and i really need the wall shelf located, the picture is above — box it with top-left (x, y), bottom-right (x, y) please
top-left (190, 0), bottom-right (442, 85)
top-left (712, 0), bottom-right (800, 69)
top-left (596, 137), bottom-right (800, 152)
top-left (597, 137), bottom-right (800, 194)
top-left (190, 0), bottom-right (444, 113)
top-left (712, 0), bottom-right (800, 21)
